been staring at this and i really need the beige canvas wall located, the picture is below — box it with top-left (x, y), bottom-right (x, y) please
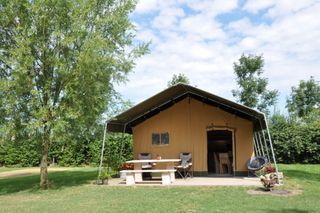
top-left (132, 97), bottom-right (254, 172)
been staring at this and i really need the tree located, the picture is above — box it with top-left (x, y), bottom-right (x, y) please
top-left (167, 73), bottom-right (190, 87)
top-left (286, 76), bottom-right (320, 117)
top-left (0, 0), bottom-right (148, 189)
top-left (232, 54), bottom-right (278, 114)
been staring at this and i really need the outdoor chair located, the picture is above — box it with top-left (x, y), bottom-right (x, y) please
top-left (138, 153), bottom-right (154, 180)
top-left (138, 153), bottom-right (153, 169)
top-left (219, 152), bottom-right (232, 174)
top-left (247, 156), bottom-right (268, 176)
top-left (175, 153), bottom-right (193, 179)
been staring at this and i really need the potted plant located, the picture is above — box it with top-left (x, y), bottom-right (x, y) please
top-left (98, 167), bottom-right (113, 185)
top-left (263, 163), bottom-right (276, 174)
top-left (260, 173), bottom-right (278, 191)
top-left (259, 164), bottom-right (278, 191)
top-left (119, 163), bottom-right (134, 179)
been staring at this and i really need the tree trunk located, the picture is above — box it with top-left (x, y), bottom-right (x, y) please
top-left (40, 125), bottom-right (50, 189)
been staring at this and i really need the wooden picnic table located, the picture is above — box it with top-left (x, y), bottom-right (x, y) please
top-left (124, 159), bottom-right (181, 184)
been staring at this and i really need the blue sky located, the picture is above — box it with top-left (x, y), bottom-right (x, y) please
top-left (115, 0), bottom-right (320, 113)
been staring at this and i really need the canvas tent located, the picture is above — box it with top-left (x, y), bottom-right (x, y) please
top-left (99, 84), bottom-right (278, 176)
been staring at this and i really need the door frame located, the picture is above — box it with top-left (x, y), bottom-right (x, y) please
top-left (206, 125), bottom-right (236, 176)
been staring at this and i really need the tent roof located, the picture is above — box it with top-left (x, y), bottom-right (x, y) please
top-left (107, 83), bottom-right (266, 134)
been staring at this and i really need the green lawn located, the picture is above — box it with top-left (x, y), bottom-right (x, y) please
top-left (0, 165), bottom-right (319, 212)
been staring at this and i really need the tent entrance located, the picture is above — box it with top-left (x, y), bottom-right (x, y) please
top-left (207, 130), bottom-right (233, 175)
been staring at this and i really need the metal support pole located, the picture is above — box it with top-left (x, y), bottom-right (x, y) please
top-left (259, 131), bottom-right (270, 162)
top-left (119, 123), bottom-right (128, 163)
top-left (98, 122), bottom-right (108, 178)
top-left (262, 114), bottom-right (279, 175)
top-left (259, 120), bottom-right (271, 162)
top-left (253, 133), bottom-right (259, 156)
top-left (254, 133), bottom-right (262, 156)
top-left (253, 135), bottom-right (258, 156)
top-left (257, 131), bottom-right (265, 157)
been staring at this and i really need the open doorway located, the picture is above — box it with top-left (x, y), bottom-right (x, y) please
top-left (207, 130), bottom-right (233, 175)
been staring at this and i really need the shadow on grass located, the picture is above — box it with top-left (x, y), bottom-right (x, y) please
top-left (265, 209), bottom-right (309, 213)
top-left (282, 169), bottom-right (320, 182)
top-left (0, 169), bottom-right (98, 195)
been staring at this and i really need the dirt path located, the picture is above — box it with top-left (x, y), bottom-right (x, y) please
top-left (0, 167), bottom-right (75, 179)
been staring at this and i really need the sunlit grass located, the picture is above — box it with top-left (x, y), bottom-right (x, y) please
top-left (0, 165), bottom-right (319, 212)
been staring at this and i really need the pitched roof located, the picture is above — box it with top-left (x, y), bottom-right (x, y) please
top-left (107, 83), bottom-right (266, 133)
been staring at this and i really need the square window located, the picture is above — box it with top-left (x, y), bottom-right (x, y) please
top-left (152, 132), bottom-right (169, 145)
top-left (152, 133), bottom-right (160, 145)
top-left (161, 133), bottom-right (169, 144)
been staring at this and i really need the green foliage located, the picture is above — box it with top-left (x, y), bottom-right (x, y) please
top-left (167, 73), bottom-right (190, 87)
top-left (269, 110), bottom-right (320, 163)
top-left (0, 90), bottom-right (133, 168)
top-left (270, 78), bottom-right (320, 164)
top-left (232, 54), bottom-right (278, 114)
top-left (102, 133), bottom-right (133, 170)
top-left (0, 0), bottom-right (147, 187)
top-left (286, 76), bottom-right (320, 117)
top-left (0, 124), bottom-right (133, 168)
top-left (0, 141), bottom-right (40, 167)
top-left (98, 166), bottom-right (116, 184)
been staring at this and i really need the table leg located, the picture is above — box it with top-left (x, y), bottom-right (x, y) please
top-left (167, 163), bottom-right (175, 182)
top-left (134, 163), bottom-right (142, 182)
top-left (161, 172), bottom-right (171, 185)
top-left (126, 173), bottom-right (135, 185)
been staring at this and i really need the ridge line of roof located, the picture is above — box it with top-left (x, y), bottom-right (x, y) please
top-left (106, 85), bottom-right (182, 123)
top-left (184, 84), bottom-right (264, 116)
top-left (107, 83), bottom-right (265, 124)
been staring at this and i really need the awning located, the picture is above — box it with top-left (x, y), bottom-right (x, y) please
top-left (107, 83), bottom-right (266, 134)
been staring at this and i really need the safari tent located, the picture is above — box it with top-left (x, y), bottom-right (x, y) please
top-left (102, 84), bottom-right (278, 176)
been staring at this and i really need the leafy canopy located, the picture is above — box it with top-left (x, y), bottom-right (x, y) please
top-left (269, 110), bottom-right (320, 163)
top-left (286, 76), bottom-right (320, 117)
top-left (232, 54), bottom-right (278, 114)
top-left (0, 0), bottom-right (148, 188)
top-left (167, 73), bottom-right (190, 87)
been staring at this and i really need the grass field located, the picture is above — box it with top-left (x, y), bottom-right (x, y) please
top-left (0, 164), bottom-right (319, 212)
top-left (0, 167), bottom-right (26, 173)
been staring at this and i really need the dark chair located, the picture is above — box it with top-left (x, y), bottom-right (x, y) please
top-left (247, 156), bottom-right (268, 176)
top-left (175, 153), bottom-right (193, 179)
top-left (138, 153), bottom-right (153, 169)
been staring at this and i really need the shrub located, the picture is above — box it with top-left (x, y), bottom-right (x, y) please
top-left (270, 111), bottom-right (320, 164)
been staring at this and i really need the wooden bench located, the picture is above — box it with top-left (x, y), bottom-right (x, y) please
top-left (120, 169), bottom-right (176, 185)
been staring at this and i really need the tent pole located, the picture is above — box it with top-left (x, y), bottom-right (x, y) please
top-left (262, 114), bottom-right (279, 176)
top-left (119, 123), bottom-right (128, 163)
top-left (259, 119), bottom-right (271, 162)
top-left (254, 133), bottom-right (262, 156)
top-left (259, 131), bottom-right (270, 162)
top-left (98, 122), bottom-right (108, 178)
top-left (253, 134), bottom-right (258, 156)
top-left (257, 131), bottom-right (265, 156)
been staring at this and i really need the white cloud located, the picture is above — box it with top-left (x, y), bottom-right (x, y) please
top-left (135, 0), bottom-right (180, 14)
top-left (265, 0), bottom-right (316, 18)
top-left (135, 27), bottom-right (160, 44)
top-left (239, 37), bottom-right (261, 49)
top-left (186, 0), bottom-right (238, 15)
top-left (152, 7), bottom-right (185, 30)
top-left (243, 0), bottom-right (276, 13)
top-left (116, 0), bottom-right (320, 112)
top-left (135, 0), bottom-right (159, 14)
top-left (179, 14), bottom-right (226, 40)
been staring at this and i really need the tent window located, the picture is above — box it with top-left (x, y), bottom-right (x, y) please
top-left (152, 132), bottom-right (169, 145)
